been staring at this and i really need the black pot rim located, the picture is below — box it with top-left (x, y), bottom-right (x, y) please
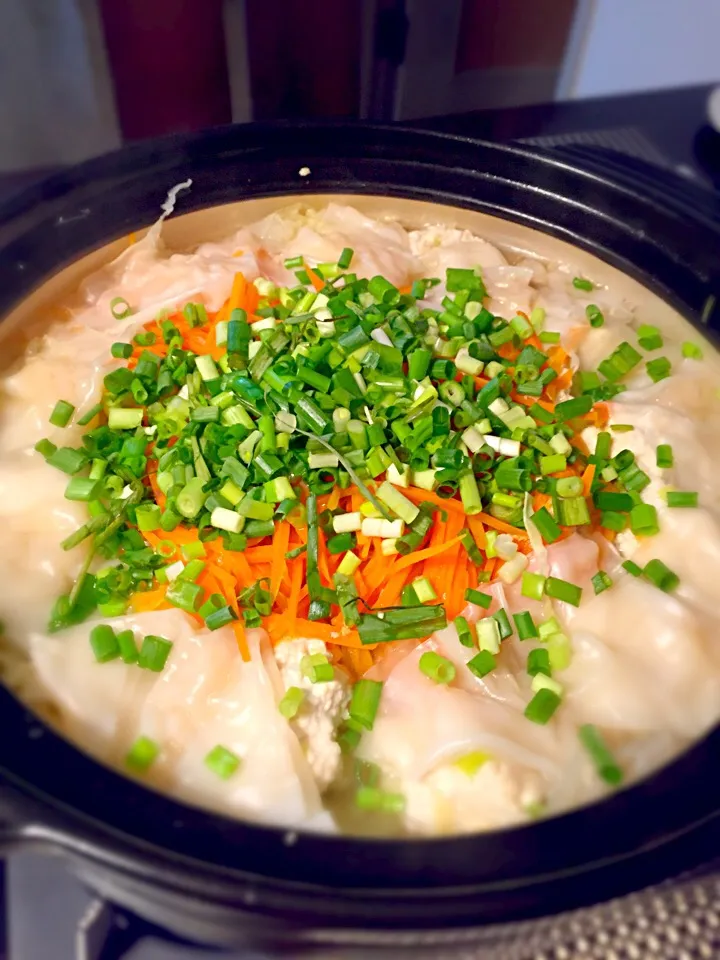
top-left (1, 120), bottom-right (719, 928)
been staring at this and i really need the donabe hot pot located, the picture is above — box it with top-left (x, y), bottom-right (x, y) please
top-left (0, 123), bottom-right (718, 951)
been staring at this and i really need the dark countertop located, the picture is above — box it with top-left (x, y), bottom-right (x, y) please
top-left (411, 82), bottom-right (718, 184)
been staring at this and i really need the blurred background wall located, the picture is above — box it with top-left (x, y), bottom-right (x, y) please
top-left (0, 0), bottom-right (718, 173)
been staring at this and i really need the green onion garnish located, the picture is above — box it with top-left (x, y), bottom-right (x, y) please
top-left (578, 724), bottom-right (623, 785)
top-left (204, 744), bottom-right (241, 779)
top-left (513, 610), bottom-right (538, 640)
top-left (637, 324), bottom-right (663, 351)
top-left (349, 678), bottom-right (383, 730)
top-left (110, 296), bottom-right (133, 319)
top-left (466, 650), bottom-right (496, 678)
top-left (572, 277), bottom-right (594, 292)
top-left (138, 635), bottom-right (173, 671)
top-left (656, 444), bottom-right (674, 468)
top-left (643, 558), bottom-right (679, 593)
top-left (464, 588), bottom-right (492, 609)
top-left (681, 341), bottom-right (703, 360)
top-left (585, 304), bottom-right (604, 327)
top-left (89, 624), bottom-right (120, 663)
top-left (126, 735), bottom-right (159, 771)
top-left (591, 570), bottom-right (613, 595)
top-left (418, 651), bottom-right (456, 684)
top-left (524, 688), bottom-right (561, 724)
top-left (544, 576), bottom-right (582, 607)
top-left (49, 399), bottom-right (75, 428)
top-left (666, 491), bottom-right (698, 508)
top-left (527, 648), bottom-right (551, 677)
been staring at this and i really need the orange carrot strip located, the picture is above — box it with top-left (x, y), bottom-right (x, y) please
top-left (476, 512), bottom-right (529, 537)
top-left (582, 463), bottom-right (596, 497)
top-left (232, 621), bottom-right (250, 661)
top-left (466, 515), bottom-right (487, 550)
top-left (393, 535), bottom-right (464, 571)
top-left (243, 545), bottom-right (276, 563)
top-left (227, 272), bottom-right (247, 315)
top-left (306, 266), bottom-right (325, 291)
top-left (287, 558), bottom-right (304, 632)
top-left (445, 509), bottom-right (465, 541)
top-left (131, 586), bottom-right (168, 613)
top-left (403, 487), bottom-right (466, 514)
top-left (437, 543), bottom-right (462, 604)
top-left (375, 567), bottom-right (410, 608)
top-left (270, 521), bottom-right (290, 599)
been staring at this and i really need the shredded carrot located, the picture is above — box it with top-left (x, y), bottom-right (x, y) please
top-left (476, 512), bottom-right (529, 538)
top-left (227, 272), bottom-right (248, 315)
top-left (403, 486), bottom-right (466, 514)
top-left (270, 521), bottom-right (290, 599)
top-left (582, 463), bottom-right (596, 497)
top-left (374, 567), bottom-right (411, 608)
top-left (466, 515), bottom-right (487, 550)
top-left (306, 266), bottom-right (325, 292)
top-left (393, 534), bottom-right (464, 571)
top-left (131, 585), bottom-right (168, 613)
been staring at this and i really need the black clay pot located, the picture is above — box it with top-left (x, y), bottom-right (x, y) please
top-left (0, 122), bottom-right (718, 951)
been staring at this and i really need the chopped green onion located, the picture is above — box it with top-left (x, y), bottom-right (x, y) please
top-left (279, 686), bottom-right (305, 719)
top-left (111, 342), bottom-right (133, 359)
top-left (418, 651), bottom-right (456, 684)
top-left (531, 507), bottom-right (562, 543)
top-left (301, 653), bottom-right (334, 683)
top-left (643, 558), bottom-right (679, 593)
top-left (666, 491), bottom-right (698, 508)
top-left (110, 296), bottom-right (133, 319)
top-left (636, 324), bottom-right (663, 351)
top-left (630, 503), bottom-right (659, 536)
top-left (47, 447), bottom-right (88, 475)
top-left (585, 304), bottom-right (604, 327)
top-left (126, 735), bottom-right (159, 771)
top-left (89, 624), bottom-right (119, 663)
top-left (681, 341), bottom-right (703, 360)
top-left (545, 576), bottom-right (582, 607)
top-left (166, 579), bottom-right (204, 613)
top-left (476, 617), bottom-right (501, 654)
top-left (513, 611), bottom-right (538, 640)
top-left (591, 570), bottom-right (613, 595)
top-left (464, 588), bottom-right (492, 609)
top-left (64, 477), bottom-right (101, 502)
top-left (572, 277), bottom-right (593, 292)
top-left (578, 724), bottom-right (623, 786)
top-left (338, 247), bottom-right (354, 269)
top-left (554, 395), bottom-right (593, 422)
top-left (49, 399), bottom-right (75, 428)
top-left (527, 648), bottom-right (551, 677)
top-left (466, 650), bottom-right (496, 678)
top-left (524, 688), bottom-right (561, 724)
top-left (646, 356), bottom-right (671, 383)
top-left (622, 559), bottom-right (643, 577)
top-left (349, 678), bottom-right (383, 730)
top-left (138, 635), bottom-right (173, 672)
top-left (116, 629), bottom-right (138, 664)
top-left (656, 444), bottom-right (673, 468)
top-left (455, 615), bottom-right (475, 648)
top-left (521, 572), bottom-right (546, 601)
top-left (204, 744), bottom-right (241, 779)
top-left (108, 407), bottom-right (144, 430)
top-left (355, 786), bottom-right (405, 814)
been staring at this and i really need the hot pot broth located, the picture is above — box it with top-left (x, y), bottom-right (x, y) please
top-left (0, 195), bottom-right (718, 837)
